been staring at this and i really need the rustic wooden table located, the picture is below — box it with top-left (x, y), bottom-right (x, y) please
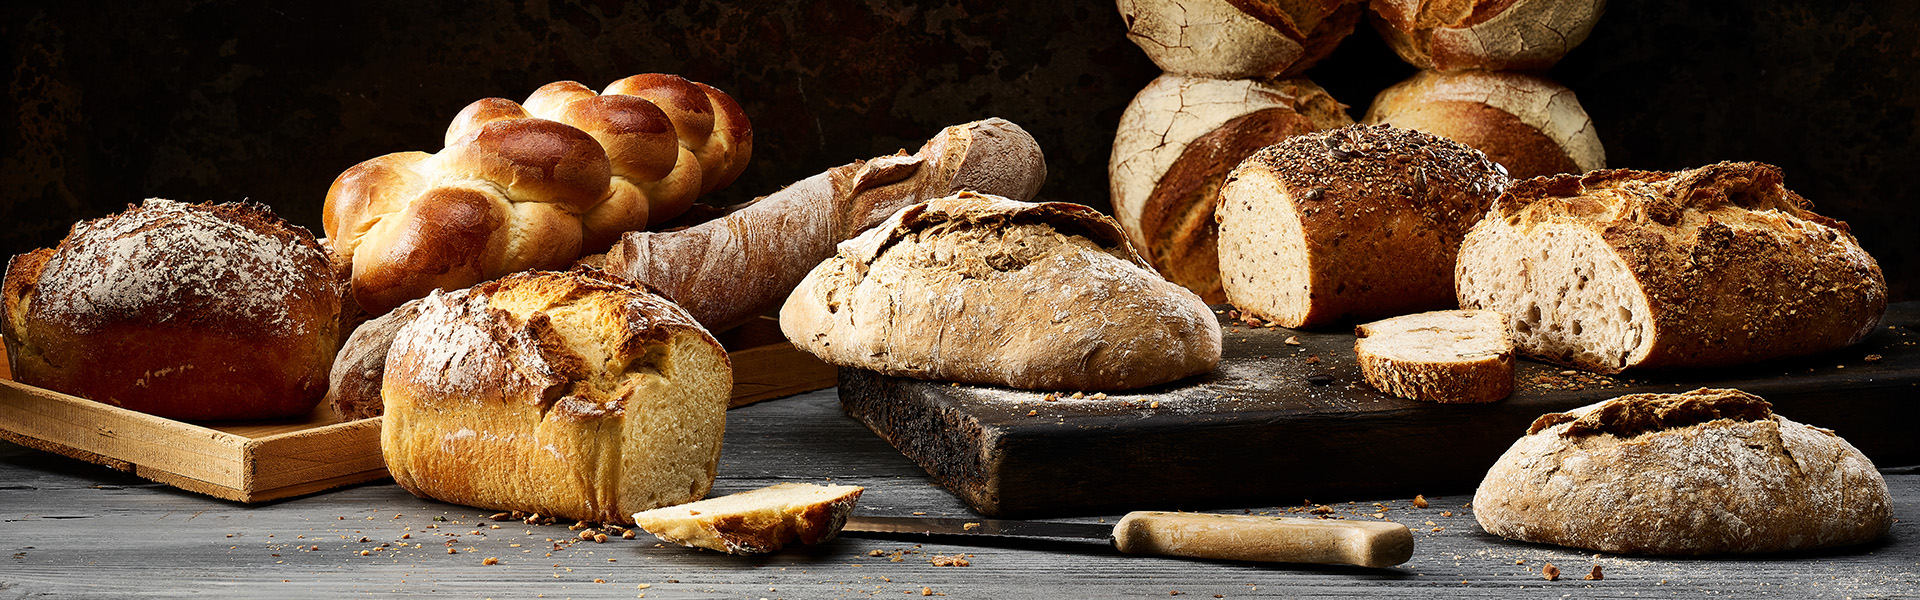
top-left (3, 388), bottom-right (1914, 598)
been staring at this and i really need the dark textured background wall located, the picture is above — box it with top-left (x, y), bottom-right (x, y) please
top-left (4, 1), bottom-right (1916, 300)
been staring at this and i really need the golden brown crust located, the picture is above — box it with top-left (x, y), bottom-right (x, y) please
top-left (3, 200), bottom-right (341, 420)
top-left (1368, 0), bottom-right (1604, 72)
top-left (325, 297), bottom-right (429, 422)
top-left (1364, 70), bottom-right (1604, 179)
top-left (1121, 0), bottom-right (1363, 78)
top-left (1476, 389), bottom-right (1893, 555)
top-left (631, 483), bottom-right (864, 555)
top-left (1218, 123), bottom-right (1508, 328)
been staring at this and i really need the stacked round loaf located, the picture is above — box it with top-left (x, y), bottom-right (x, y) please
top-left (324, 74), bottom-right (752, 315)
top-left (1118, 0), bottom-right (1365, 79)
top-left (1367, 0), bottom-right (1606, 72)
top-left (2, 200), bottom-right (341, 420)
top-left (381, 269), bottom-right (731, 525)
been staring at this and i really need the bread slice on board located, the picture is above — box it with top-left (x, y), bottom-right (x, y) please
top-left (1355, 310), bottom-right (1513, 403)
top-left (1455, 162), bottom-right (1886, 373)
top-left (631, 483), bottom-right (864, 555)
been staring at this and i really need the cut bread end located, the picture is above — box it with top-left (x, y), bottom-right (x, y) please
top-left (1217, 168), bottom-right (1315, 328)
top-left (1456, 219), bottom-right (1654, 373)
top-left (630, 483), bottom-right (865, 555)
top-left (1355, 310), bottom-right (1514, 403)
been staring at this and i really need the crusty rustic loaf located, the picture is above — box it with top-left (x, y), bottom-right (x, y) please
top-left (1474, 388), bottom-right (1893, 555)
top-left (782, 192), bottom-right (1221, 391)
top-left (1455, 162), bottom-right (1886, 373)
top-left (324, 297), bottom-right (428, 422)
top-left (381, 269), bottom-right (731, 525)
top-left (605, 118), bottom-right (1046, 333)
top-left (1354, 310), bottom-right (1512, 403)
top-left (2, 199), bottom-right (341, 421)
top-left (325, 74), bottom-right (751, 315)
top-left (1119, 0), bottom-right (1364, 79)
top-left (1216, 123), bottom-right (1509, 329)
top-left (631, 483), bottom-right (864, 555)
top-left (1364, 70), bottom-right (1603, 179)
top-left (1111, 74), bottom-right (1353, 302)
top-left (1368, 0), bottom-right (1605, 72)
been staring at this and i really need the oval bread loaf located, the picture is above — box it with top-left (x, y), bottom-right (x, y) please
top-left (1217, 123), bottom-right (1509, 329)
top-left (381, 269), bottom-right (731, 525)
top-left (1474, 388), bottom-right (1893, 555)
top-left (781, 192), bottom-right (1222, 391)
top-left (1368, 0), bottom-right (1606, 72)
top-left (1119, 0), bottom-right (1365, 79)
top-left (1111, 74), bottom-right (1353, 302)
top-left (1354, 310), bottom-right (1513, 403)
top-left (2, 199), bottom-right (341, 421)
top-left (1364, 70), bottom-right (1603, 179)
top-left (1455, 162), bottom-right (1886, 373)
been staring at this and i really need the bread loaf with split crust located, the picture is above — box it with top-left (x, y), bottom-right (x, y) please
top-left (1474, 388), bottom-right (1892, 555)
top-left (781, 192), bottom-right (1221, 391)
top-left (1364, 70), bottom-right (1603, 179)
top-left (381, 269), bottom-right (730, 525)
top-left (1216, 124), bottom-right (1509, 329)
top-left (1455, 162), bottom-right (1886, 373)
top-left (1369, 0), bottom-right (1606, 72)
top-left (605, 118), bottom-right (1046, 333)
top-left (1119, 0), bottom-right (1365, 79)
top-left (1110, 74), bottom-right (1352, 302)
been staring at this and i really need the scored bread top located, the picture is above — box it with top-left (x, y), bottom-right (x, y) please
top-left (1526, 388), bottom-right (1774, 438)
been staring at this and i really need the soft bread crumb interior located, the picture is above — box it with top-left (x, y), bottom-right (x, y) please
top-left (1357, 311), bottom-right (1508, 362)
top-left (1218, 169), bottom-right (1312, 327)
top-left (1458, 221), bottom-right (1651, 371)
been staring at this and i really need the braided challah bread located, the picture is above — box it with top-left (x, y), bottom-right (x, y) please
top-left (324, 74), bottom-right (751, 315)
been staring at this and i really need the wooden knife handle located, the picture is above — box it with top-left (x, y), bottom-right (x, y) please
top-left (1111, 511), bottom-right (1414, 567)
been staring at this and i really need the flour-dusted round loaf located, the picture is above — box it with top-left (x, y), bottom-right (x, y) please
top-left (1364, 70), bottom-right (1603, 179)
top-left (1368, 0), bottom-right (1606, 72)
top-left (325, 74), bottom-right (752, 315)
top-left (1354, 310), bottom-right (1512, 403)
top-left (1455, 163), bottom-right (1886, 373)
top-left (1216, 123), bottom-right (1509, 329)
top-left (1119, 0), bottom-right (1365, 79)
top-left (781, 192), bottom-right (1221, 391)
top-left (1, 199), bottom-right (341, 421)
top-left (324, 296), bottom-right (428, 422)
top-left (1474, 388), bottom-right (1893, 555)
top-left (631, 483), bottom-right (865, 555)
top-left (381, 269), bottom-right (731, 525)
top-left (1111, 74), bottom-right (1353, 302)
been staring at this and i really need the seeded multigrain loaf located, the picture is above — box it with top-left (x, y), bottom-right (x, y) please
top-left (381, 269), bottom-right (730, 525)
top-left (781, 192), bottom-right (1222, 391)
top-left (1354, 310), bottom-right (1513, 403)
top-left (1216, 123), bottom-right (1509, 329)
top-left (631, 483), bottom-right (864, 555)
top-left (1474, 389), bottom-right (1893, 555)
top-left (1455, 162), bottom-right (1886, 373)
top-left (2, 199), bottom-right (341, 421)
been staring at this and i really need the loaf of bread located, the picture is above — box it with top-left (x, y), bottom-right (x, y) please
top-left (1368, 0), bottom-right (1605, 72)
top-left (325, 74), bottom-right (751, 315)
top-left (605, 118), bottom-right (1046, 333)
top-left (1354, 310), bottom-right (1512, 403)
top-left (1216, 124), bottom-right (1509, 329)
top-left (631, 483), bottom-right (864, 555)
top-left (381, 269), bottom-right (731, 525)
top-left (1456, 163), bottom-right (1886, 373)
top-left (324, 297), bottom-right (427, 422)
top-left (1474, 388), bottom-right (1893, 555)
top-left (2, 200), bottom-right (341, 421)
top-left (1111, 75), bottom-right (1353, 302)
top-left (782, 192), bottom-right (1221, 391)
top-left (1119, 0), bottom-right (1364, 79)
top-left (1364, 70), bottom-right (1603, 179)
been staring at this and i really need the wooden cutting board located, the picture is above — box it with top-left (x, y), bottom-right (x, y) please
top-left (842, 303), bottom-right (1920, 518)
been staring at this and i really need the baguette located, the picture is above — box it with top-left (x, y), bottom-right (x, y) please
top-left (603, 118), bottom-right (1046, 332)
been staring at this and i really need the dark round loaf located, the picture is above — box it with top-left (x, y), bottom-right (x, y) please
top-left (2, 199), bottom-right (342, 421)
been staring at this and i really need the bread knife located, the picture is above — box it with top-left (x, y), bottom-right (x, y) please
top-left (840, 511), bottom-right (1413, 567)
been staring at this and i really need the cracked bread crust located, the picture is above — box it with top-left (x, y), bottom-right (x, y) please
top-left (781, 192), bottom-right (1221, 391)
top-left (1456, 162), bottom-right (1886, 373)
top-left (1474, 388), bottom-right (1892, 555)
top-left (381, 268), bottom-right (730, 525)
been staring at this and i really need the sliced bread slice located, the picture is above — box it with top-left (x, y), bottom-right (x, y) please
top-left (1354, 310), bottom-right (1514, 403)
top-left (630, 483), bottom-right (864, 555)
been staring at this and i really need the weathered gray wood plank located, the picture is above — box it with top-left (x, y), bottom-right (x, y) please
top-left (2, 389), bottom-right (1915, 598)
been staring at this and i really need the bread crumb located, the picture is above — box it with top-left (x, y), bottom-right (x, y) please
top-left (482, 557), bottom-right (498, 565)
top-left (1284, 336), bottom-right (1301, 346)
top-left (1542, 563), bottom-right (1560, 581)
top-left (1027, 410), bottom-right (1039, 416)
top-left (929, 554), bottom-right (970, 567)
top-left (962, 522), bottom-right (980, 531)
top-left (1413, 494), bottom-right (1429, 508)
top-left (922, 587), bottom-right (934, 596)
top-left (1865, 354), bottom-right (1883, 362)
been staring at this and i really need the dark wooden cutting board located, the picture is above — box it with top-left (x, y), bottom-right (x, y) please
top-left (841, 302), bottom-right (1920, 518)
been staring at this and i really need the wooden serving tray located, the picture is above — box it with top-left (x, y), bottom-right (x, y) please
top-left (842, 302), bottom-right (1920, 518)
top-left (0, 316), bottom-right (833, 503)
